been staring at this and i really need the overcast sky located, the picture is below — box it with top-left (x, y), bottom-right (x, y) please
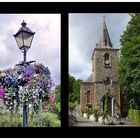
top-left (0, 14), bottom-right (60, 86)
top-left (69, 13), bottom-right (131, 81)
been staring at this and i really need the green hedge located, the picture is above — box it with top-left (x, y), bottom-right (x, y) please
top-left (0, 111), bottom-right (60, 127)
top-left (128, 109), bottom-right (140, 125)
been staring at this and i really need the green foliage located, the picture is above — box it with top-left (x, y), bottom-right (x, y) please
top-left (69, 75), bottom-right (82, 103)
top-left (0, 112), bottom-right (22, 127)
top-left (48, 102), bottom-right (61, 119)
top-left (119, 14), bottom-right (140, 108)
top-left (128, 109), bottom-right (134, 120)
top-left (88, 109), bottom-right (93, 115)
top-left (120, 14), bottom-right (140, 46)
top-left (72, 79), bottom-right (82, 103)
top-left (92, 108), bottom-right (98, 116)
top-left (28, 111), bottom-right (60, 127)
top-left (69, 102), bottom-right (76, 111)
top-left (83, 106), bottom-right (93, 115)
top-left (47, 84), bottom-right (61, 120)
top-left (0, 100), bottom-right (6, 115)
top-left (69, 92), bottom-right (80, 103)
top-left (128, 109), bottom-right (140, 125)
top-left (0, 111), bottom-right (60, 127)
top-left (55, 85), bottom-right (61, 102)
top-left (45, 112), bottom-right (60, 127)
top-left (83, 106), bottom-right (89, 114)
top-left (69, 75), bottom-right (76, 94)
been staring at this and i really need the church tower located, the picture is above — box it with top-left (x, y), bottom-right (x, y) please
top-left (80, 17), bottom-right (120, 117)
top-left (91, 17), bottom-right (120, 116)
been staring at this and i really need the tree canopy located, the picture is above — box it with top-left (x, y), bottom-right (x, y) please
top-left (69, 75), bottom-right (76, 94)
top-left (69, 75), bottom-right (82, 103)
top-left (119, 13), bottom-right (140, 109)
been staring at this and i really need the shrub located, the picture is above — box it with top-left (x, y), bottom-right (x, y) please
top-left (69, 102), bottom-right (76, 111)
top-left (45, 112), bottom-right (60, 127)
top-left (48, 102), bottom-right (61, 119)
top-left (133, 110), bottom-right (140, 124)
top-left (0, 112), bottom-right (22, 127)
top-left (92, 108), bottom-right (99, 121)
top-left (28, 111), bottom-right (60, 127)
top-left (128, 109), bottom-right (133, 120)
top-left (88, 109), bottom-right (93, 115)
top-left (0, 110), bottom-right (60, 127)
top-left (83, 106), bottom-right (89, 114)
top-left (128, 109), bottom-right (140, 125)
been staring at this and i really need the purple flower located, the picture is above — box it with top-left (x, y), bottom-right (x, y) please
top-left (25, 65), bottom-right (33, 77)
top-left (45, 67), bottom-right (51, 75)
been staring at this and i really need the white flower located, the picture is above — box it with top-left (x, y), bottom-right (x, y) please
top-left (98, 117), bottom-right (103, 124)
top-left (89, 115), bottom-right (96, 121)
top-left (29, 104), bottom-right (32, 108)
top-left (18, 75), bottom-right (22, 79)
top-left (83, 113), bottom-right (88, 119)
top-left (104, 118), bottom-right (108, 124)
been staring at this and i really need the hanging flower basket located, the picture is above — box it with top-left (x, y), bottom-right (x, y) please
top-left (0, 62), bottom-right (54, 112)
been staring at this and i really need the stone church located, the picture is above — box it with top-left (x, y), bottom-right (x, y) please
top-left (80, 19), bottom-right (120, 117)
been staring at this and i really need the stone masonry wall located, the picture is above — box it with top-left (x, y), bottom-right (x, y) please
top-left (80, 82), bottom-right (94, 112)
top-left (92, 48), bottom-right (119, 82)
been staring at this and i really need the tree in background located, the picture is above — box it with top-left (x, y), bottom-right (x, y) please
top-left (69, 75), bottom-right (76, 94)
top-left (69, 75), bottom-right (82, 111)
top-left (69, 79), bottom-right (82, 103)
top-left (119, 13), bottom-right (140, 109)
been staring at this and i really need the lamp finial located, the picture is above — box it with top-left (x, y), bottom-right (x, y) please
top-left (21, 20), bottom-right (27, 27)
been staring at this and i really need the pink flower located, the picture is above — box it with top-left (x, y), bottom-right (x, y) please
top-left (43, 95), bottom-right (56, 110)
top-left (35, 67), bottom-right (40, 74)
top-left (49, 96), bottom-right (56, 104)
top-left (0, 88), bottom-right (5, 98)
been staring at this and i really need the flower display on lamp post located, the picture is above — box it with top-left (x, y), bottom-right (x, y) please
top-left (0, 62), bottom-right (54, 127)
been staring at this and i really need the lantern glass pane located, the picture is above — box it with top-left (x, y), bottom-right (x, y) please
top-left (22, 32), bottom-right (34, 48)
top-left (15, 32), bottom-right (23, 49)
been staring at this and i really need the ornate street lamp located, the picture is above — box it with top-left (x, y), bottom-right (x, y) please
top-left (13, 20), bottom-right (35, 127)
top-left (14, 20), bottom-right (35, 64)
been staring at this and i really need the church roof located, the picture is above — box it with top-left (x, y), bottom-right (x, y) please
top-left (97, 17), bottom-right (112, 48)
top-left (83, 73), bottom-right (93, 82)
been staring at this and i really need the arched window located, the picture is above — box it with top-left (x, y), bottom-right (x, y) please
top-left (104, 53), bottom-right (110, 66)
top-left (86, 91), bottom-right (91, 104)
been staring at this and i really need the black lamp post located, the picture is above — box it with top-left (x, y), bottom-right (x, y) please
top-left (13, 20), bottom-right (35, 127)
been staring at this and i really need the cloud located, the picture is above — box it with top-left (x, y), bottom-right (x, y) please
top-left (69, 13), bottom-right (130, 80)
top-left (0, 14), bottom-right (60, 85)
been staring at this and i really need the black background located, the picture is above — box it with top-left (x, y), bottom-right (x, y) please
top-left (0, 2), bottom-right (140, 138)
